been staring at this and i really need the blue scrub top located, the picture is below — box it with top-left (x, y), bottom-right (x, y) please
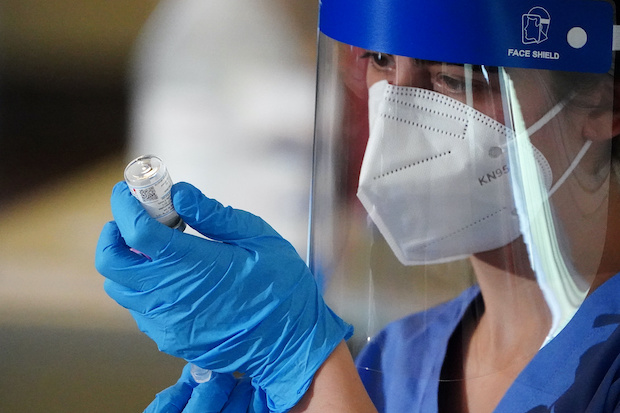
top-left (356, 273), bottom-right (620, 412)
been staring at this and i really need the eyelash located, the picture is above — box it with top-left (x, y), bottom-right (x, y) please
top-left (360, 52), bottom-right (394, 69)
top-left (434, 74), bottom-right (468, 93)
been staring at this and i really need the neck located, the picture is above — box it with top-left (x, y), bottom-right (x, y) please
top-left (591, 178), bottom-right (620, 290)
top-left (439, 245), bottom-right (552, 413)
top-left (467, 243), bottom-right (551, 370)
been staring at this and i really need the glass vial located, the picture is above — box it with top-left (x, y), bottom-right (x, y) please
top-left (124, 155), bottom-right (185, 231)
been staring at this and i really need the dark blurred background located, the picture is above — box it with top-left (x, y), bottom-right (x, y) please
top-left (0, 1), bottom-right (153, 202)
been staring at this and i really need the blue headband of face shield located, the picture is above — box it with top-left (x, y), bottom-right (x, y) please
top-left (319, 0), bottom-right (617, 73)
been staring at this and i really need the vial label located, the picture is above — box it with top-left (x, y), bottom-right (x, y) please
top-left (127, 173), bottom-right (175, 221)
top-left (125, 154), bottom-right (184, 230)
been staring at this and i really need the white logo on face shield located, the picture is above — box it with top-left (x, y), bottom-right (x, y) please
top-left (522, 7), bottom-right (551, 45)
top-left (358, 80), bottom-right (555, 265)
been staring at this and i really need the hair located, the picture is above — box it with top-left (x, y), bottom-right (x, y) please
top-left (547, 67), bottom-right (620, 184)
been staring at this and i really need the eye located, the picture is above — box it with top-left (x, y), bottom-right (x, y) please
top-left (433, 73), bottom-right (468, 94)
top-left (361, 51), bottom-right (395, 71)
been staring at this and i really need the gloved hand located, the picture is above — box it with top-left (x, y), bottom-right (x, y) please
top-left (144, 364), bottom-right (267, 413)
top-left (95, 182), bottom-right (352, 413)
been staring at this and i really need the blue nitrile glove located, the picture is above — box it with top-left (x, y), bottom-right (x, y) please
top-left (144, 364), bottom-right (267, 413)
top-left (95, 182), bottom-right (352, 413)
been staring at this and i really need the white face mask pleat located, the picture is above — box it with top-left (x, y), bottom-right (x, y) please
top-left (358, 80), bottom-right (588, 266)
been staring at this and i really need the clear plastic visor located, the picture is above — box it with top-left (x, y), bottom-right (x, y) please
top-left (309, 33), bottom-right (617, 383)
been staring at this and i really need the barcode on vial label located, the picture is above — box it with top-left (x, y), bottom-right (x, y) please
top-left (139, 186), bottom-right (159, 202)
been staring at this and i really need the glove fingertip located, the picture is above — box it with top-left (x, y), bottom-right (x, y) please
top-left (110, 181), bottom-right (176, 257)
top-left (143, 378), bottom-right (191, 413)
top-left (171, 182), bottom-right (213, 219)
top-left (171, 181), bottom-right (274, 241)
top-left (96, 220), bottom-right (121, 246)
top-left (112, 180), bottom-right (129, 194)
top-left (171, 182), bottom-right (228, 232)
top-left (221, 379), bottom-right (254, 412)
top-left (184, 373), bottom-right (237, 412)
top-left (102, 279), bottom-right (144, 312)
top-left (110, 180), bottom-right (149, 233)
top-left (95, 221), bottom-right (124, 274)
top-left (102, 278), bottom-right (124, 300)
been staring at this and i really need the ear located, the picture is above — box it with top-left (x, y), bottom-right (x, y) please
top-left (581, 76), bottom-right (620, 141)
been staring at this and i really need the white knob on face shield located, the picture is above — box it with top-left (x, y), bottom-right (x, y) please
top-left (357, 80), bottom-right (554, 265)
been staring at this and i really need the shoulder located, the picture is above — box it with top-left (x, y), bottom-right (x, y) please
top-left (500, 274), bottom-right (620, 412)
top-left (358, 284), bottom-right (480, 359)
top-left (550, 276), bottom-right (620, 411)
top-left (354, 285), bottom-right (480, 410)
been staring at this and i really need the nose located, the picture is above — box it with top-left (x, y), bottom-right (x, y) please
top-left (365, 54), bottom-right (434, 90)
top-left (393, 57), bottom-right (433, 89)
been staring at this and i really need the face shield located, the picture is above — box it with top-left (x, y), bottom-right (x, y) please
top-left (309, 0), bottom-right (619, 385)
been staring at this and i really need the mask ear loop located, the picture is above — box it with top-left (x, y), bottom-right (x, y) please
top-left (525, 97), bottom-right (568, 137)
top-left (520, 93), bottom-right (593, 198)
top-left (548, 140), bottom-right (593, 197)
